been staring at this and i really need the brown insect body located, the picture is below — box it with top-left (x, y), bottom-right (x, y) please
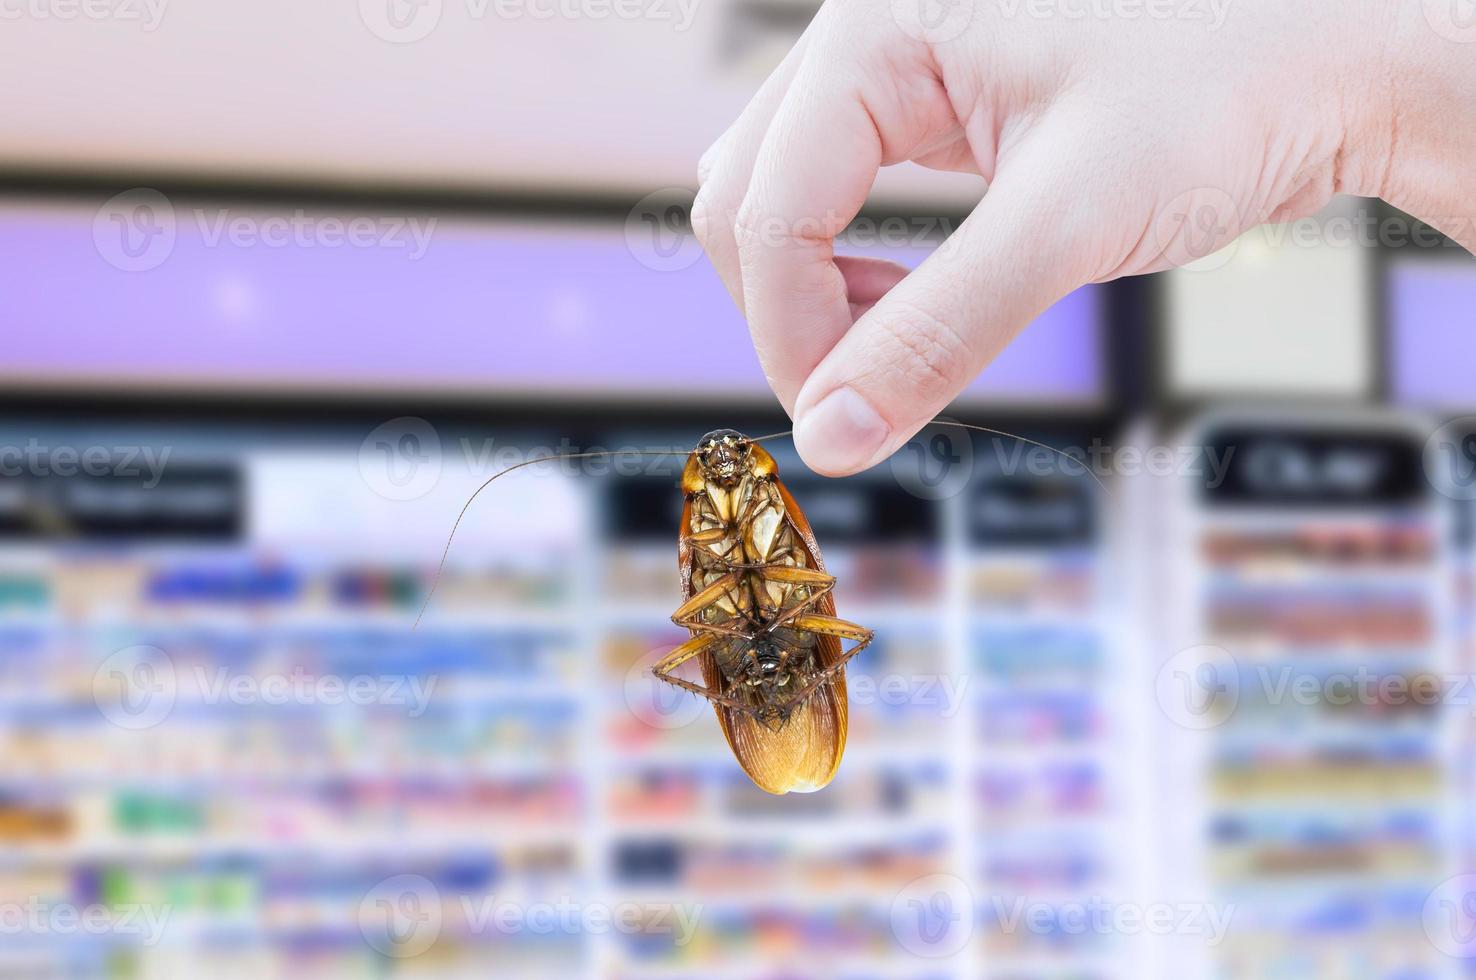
top-left (652, 430), bottom-right (873, 795)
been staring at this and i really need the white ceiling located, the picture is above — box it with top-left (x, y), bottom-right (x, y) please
top-left (0, 0), bottom-right (984, 207)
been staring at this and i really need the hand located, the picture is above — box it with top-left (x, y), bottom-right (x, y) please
top-left (692, 0), bottom-right (1476, 475)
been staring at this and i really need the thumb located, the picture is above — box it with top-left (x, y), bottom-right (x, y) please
top-left (791, 123), bottom-right (1113, 476)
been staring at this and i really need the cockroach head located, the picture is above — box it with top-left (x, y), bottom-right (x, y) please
top-left (695, 429), bottom-right (752, 488)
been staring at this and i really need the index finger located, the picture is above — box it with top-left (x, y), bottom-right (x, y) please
top-left (734, 66), bottom-right (883, 413)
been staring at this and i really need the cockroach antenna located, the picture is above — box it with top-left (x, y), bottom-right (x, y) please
top-left (413, 447), bottom-right (689, 629)
top-left (748, 420), bottom-right (1110, 494)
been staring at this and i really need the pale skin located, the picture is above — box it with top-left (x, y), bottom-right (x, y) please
top-left (692, 0), bottom-right (1476, 476)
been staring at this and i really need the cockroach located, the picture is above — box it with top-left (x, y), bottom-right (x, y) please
top-left (416, 420), bottom-right (1103, 795)
top-left (653, 428), bottom-right (871, 794)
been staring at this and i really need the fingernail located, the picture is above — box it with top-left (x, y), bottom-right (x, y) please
top-left (793, 387), bottom-right (890, 476)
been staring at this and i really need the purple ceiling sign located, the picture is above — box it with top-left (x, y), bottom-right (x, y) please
top-left (2, 201), bottom-right (1102, 404)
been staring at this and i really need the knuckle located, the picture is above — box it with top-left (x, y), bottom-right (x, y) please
top-left (733, 200), bottom-right (831, 257)
top-left (689, 186), bottom-right (719, 250)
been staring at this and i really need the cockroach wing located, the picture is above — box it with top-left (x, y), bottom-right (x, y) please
top-left (680, 478), bottom-right (850, 795)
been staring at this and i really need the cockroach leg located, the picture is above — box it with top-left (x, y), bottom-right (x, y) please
top-left (651, 634), bottom-right (758, 712)
top-left (657, 671), bottom-right (758, 713)
top-left (767, 618), bottom-right (874, 715)
top-left (651, 631), bottom-right (719, 675)
top-left (785, 614), bottom-right (873, 644)
top-left (753, 565), bottom-right (836, 628)
top-left (670, 571), bottom-right (753, 638)
top-left (682, 526), bottom-right (739, 565)
top-left (682, 527), bottom-right (729, 550)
